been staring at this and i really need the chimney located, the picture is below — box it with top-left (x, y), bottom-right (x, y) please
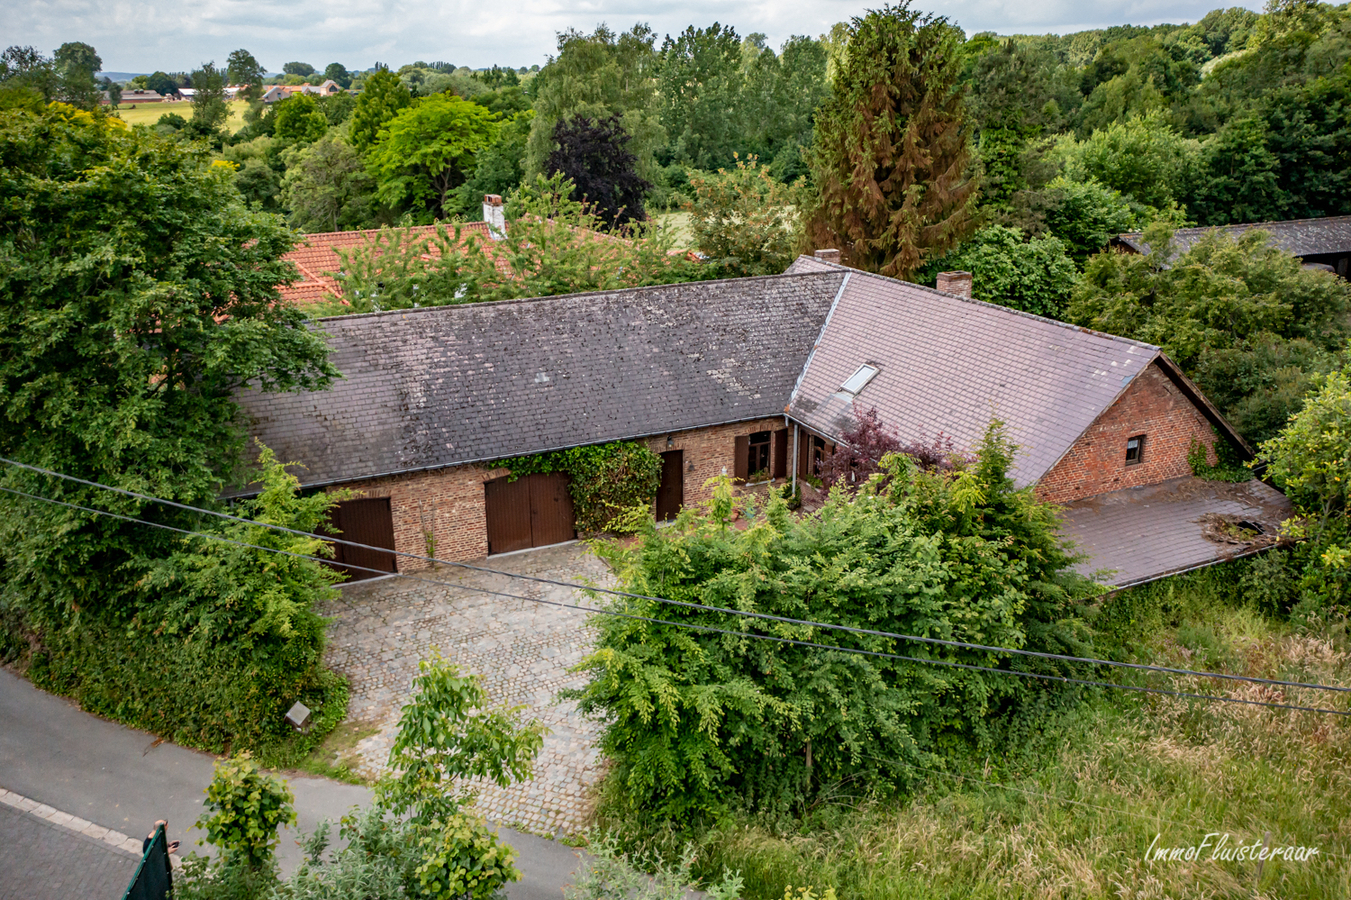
top-left (814, 248), bottom-right (841, 263)
top-left (936, 270), bottom-right (973, 299)
top-left (482, 194), bottom-right (506, 240)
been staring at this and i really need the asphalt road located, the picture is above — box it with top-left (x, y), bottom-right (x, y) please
top-left (0, 668), bottom-right (583, 899)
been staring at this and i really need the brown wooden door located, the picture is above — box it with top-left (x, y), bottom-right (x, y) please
top-left (657, 450), bottom-right (683, 521)
top-left (734, 435), bottom-right (749, 481)
top-left (529, 472), bottom-right (576, 547)
top-left (772, 429), bottom-right (788, 479)
top-left (485, 476), bottom-right (532, 554)
top-left (328, 497), bottom-right (397, 580)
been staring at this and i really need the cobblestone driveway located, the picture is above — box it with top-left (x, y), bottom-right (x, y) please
top-left (321, 542), bottom-right (611, 837)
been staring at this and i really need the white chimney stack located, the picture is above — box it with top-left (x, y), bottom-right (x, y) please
top-left (482, 194), bottom-right (506, 240)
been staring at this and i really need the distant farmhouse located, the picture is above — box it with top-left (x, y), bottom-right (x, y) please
top-left (237, 201), bottom-right (1288, 589)
top-left (1114, 215), bottom-right (1351, 278)
top-left (260, 80), bottom-right (344, 103)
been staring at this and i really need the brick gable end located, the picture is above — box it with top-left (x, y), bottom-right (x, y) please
top-left (1036, 362), bottom-right (1219, 504)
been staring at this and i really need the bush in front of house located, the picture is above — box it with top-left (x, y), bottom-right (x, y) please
top-left (572, 422), bottom-right (1100, 823)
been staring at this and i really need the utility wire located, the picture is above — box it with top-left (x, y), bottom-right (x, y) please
top-left (2, 455), bottom-right (1346, 698)
top-left (3, 483), bottom-right (1348, 718)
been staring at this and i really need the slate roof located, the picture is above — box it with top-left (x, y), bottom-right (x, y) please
top-left (238, 271), bottom-right (846, 488)
top-left (1115, 215), bottom-right (1351, 258)
top-left (1058, 477), bottom-right (1291, 587)
top-left (785, 255), bottom-right (1167, 487)
top-left (279, 222), bottom-right (494, 306)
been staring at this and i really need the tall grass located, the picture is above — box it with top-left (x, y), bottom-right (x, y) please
top-left (597, 557), bottom-right (1351, 899)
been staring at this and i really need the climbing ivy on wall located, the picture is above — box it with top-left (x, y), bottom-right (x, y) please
top-left (500, 441), bottom-right (663, 534)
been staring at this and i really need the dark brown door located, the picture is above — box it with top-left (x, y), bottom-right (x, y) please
top-left (734, 435), bottom-right (749, 481)
top-left (657, 450), bottom-right (684, 521)
top-left (529, 472), bottom-right (576, 547)
top-left (485, 476), bottom-right (532, 554)
top-left (485, 473), bottom-right (576, 554)
top-left (772, 429), bottom-right (788, 480)
top-left (328, 497), bottom-right (397, 580)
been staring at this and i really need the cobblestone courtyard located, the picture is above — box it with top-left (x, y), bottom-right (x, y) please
top-left (321, 542), bottom-right (612, 837)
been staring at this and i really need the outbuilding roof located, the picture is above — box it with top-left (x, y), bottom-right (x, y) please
top-left (1115, 215), bottom-right (1351, 258)
top-left (785, 256), bottom-right (1170, 487)
top-left (238, 271), bottom-right (845, 488)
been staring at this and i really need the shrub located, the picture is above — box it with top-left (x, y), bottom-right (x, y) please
top-left (196, 752), bottom-right (297, 869)
top-left (573, 422), bottom-right (1098, 822)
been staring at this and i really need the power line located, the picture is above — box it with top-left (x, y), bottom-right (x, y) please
top-left (3, 483), bottom-right (1348, 718)
top-left (2, 455), bottom-right (1346, 698)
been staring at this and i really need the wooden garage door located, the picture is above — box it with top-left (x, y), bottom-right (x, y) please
top-left (485, 473), bottom-right (576, 554)
top-left (327, 497), bottom-right (397, 580)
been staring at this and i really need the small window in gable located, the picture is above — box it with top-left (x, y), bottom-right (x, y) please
top-left (1125, 434), bottom-right (1145, 466)
top-left (840, 364), bottom-right (880, 395)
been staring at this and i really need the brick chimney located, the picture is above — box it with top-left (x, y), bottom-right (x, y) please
top-left (482, 194), bottom-right (506, 240)
top-left (814, 248), bottom-right (841, 263)
top-left (936, 270), bottom-right (973, 299)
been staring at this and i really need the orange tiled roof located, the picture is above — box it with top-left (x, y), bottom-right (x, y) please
top-left (279, 222), bottom-right (494, 305)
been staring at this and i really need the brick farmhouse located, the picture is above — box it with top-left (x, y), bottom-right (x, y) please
top-left (236, 249), bottom-right (1288, 587)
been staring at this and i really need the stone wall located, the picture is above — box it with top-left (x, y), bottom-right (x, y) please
top-left (330, 416), bottom-right (789, 568)
top-left (1036, 362), bottom-right (1219, 505)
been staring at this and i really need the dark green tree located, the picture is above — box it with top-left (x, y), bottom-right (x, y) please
top-left (349, 68), bottom-right (411, 154)
top-left (226, 48), bottom-right (266, 123)
top-left (54, 41), bottom-right (102, 110)
top-left (283, 61), bottom-right (315, 77)
top-left (922, 224), bottom-right (1078, 318)
top-left (657, 23), bottom-right (743, 169)
top-left (806, 3), bottom-right (977, 278)
top-left (189, 61), bottom-right (230, 133)
top-left (146, 70), bottom-right (177, 97)
top-left (0, 46), bottom-right (59, 103)
top-left (323, 62), bottom-right (351, 88)
top-left (272, 93), bottom-right (328, 144)
top-left (282, 134), bottom-right (378, 232)
top-left (366, 93), bottom-right (498, 218)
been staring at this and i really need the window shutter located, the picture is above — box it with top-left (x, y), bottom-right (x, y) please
top-left (798, 432), bottom-right (810, 477)
top-left (734, 435), bottom-right (749, 481)
top-left (772, 429), bottom-right (788, 479)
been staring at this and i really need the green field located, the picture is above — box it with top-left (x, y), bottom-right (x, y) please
top-left (114, 99), bottom-right (250, 131)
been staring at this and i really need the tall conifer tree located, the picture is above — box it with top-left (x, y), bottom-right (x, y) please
top-left (806, 3), bottom-right (977, 279)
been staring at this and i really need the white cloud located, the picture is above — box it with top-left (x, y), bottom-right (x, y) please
top-left (4, 0), bottom-right (1262, 74)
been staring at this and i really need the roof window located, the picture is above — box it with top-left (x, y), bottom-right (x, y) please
top-left (840, 364), bottom-right (880, 395)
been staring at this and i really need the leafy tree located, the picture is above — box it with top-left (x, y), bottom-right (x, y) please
top-left (283, 61), bottom-right (315, 77)
top-left (545, 114), bottom-right (650, 226)
top-left (739, 35), bottom-right (830, 179)
top-left (325, 174), bottom-right (705, 314)
top-left (573, 423), bottom-right (1095, 821)
top-left (0, 104), bottom-right (337, 746)
top-left (525, 25), bottom-right (665, 184)
top-left (324, 62), bottom-right (352, 88)
top-left (657, 23), bottom-right (743, 169)
top-left (1037, 176), bottom-right (1138, 266)
top-left (686, 154), bottom-right (802, 276)
top-left (196, 752), bottom-right (297, 870)
top-left (349, 68), bottom-right (412, 154)
top-left (1069, 223), bottom-right (1351, 443)
top-left (805, 3), bottom-right (978, 279)
top-left (54, 41), bottom-right (102, 110)
top-left (282, 134), bottom-right (378, 232)
top-left (0, 46), bottom-right (59, 103)
top-left (450, 110), bottom-right (532, 218)
top-left (922, 224), bottom-right (1078, 318)
top-left (366, 93), bottom-right (497, 218)
top-left (1184, 116), bottom-right (1287, 225)
top-left (273, 93), bottom-right (328, 144)
top-left (226, 49), bottom-right (265, 96)
top-left (146, 70), bottom-right (177, 96)
top-left (967, 39), bottom-right (1066, 207)
top-left (189, 61), bottom-right (229, 132)
top-left (101, 77), bottom-right (122, 108)
top-left (1056, 112), bottom-right (1196, 212)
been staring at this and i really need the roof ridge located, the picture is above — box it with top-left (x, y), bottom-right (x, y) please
top-left (1119, 213), bottom-right (1351, 240)
top-left (293, 221), bottom-right (489, 247)
top-left (312, 270), bottom-right (848, 323)
top-left (789, 255), bottom-right (1161, 353)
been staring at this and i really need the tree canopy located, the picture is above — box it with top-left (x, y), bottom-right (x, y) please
top-left (365, 93), bottom-right (498, 219)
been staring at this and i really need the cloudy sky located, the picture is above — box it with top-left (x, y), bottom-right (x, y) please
top-left (11, 0), bottom-right (1263, 74)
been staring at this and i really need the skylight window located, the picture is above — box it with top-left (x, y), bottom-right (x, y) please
top-left (840, 364), bottom-right (880, 395)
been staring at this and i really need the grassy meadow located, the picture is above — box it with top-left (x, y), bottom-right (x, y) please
top-left (114, 98), bottom-right (250, 131)
top-left (599, 561), bottom-right (1351, 899)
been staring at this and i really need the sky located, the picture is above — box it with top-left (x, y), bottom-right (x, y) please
top-left (8, 0), bottom-right (1265, 75)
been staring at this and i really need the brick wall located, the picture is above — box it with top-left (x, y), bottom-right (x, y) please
top-left (328, 416), bottom-right (788, 568)
top-left (641, 417), bottom-right (789, 508)
top-left (1036, 362), bottom-right (1218, 504)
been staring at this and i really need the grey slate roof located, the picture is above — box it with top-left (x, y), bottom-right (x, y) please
top-left (237, 272), bottom-right (845, 487)
top-left (785, 256), bottom-right (1163, 487)
top-left (1115, 215), bottom-right (1351, 258)
top-left (1058, 477), bottom-right (1291, 587)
